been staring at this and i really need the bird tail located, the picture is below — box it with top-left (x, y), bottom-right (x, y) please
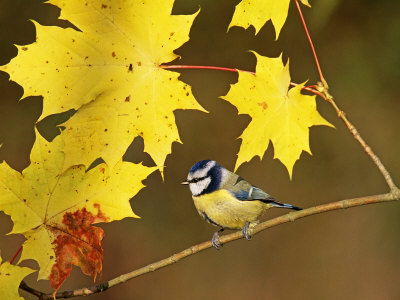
top-left (262, 197), bottom-right (302, 211)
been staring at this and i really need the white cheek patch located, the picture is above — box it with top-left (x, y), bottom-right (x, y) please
top-left (189, 177), bottom-right (211, 196)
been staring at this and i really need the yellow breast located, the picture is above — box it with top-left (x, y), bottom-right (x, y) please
top-left (192, 189), bottom-right (271, 230)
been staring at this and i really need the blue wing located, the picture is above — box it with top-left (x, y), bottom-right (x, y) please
top-left (221, 172), bottom-right (302, 210)
top-left (226, 176), bottom-right (272, 201)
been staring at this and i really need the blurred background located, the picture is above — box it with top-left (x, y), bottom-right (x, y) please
top-left (0, 0), bottom-right (399, 299)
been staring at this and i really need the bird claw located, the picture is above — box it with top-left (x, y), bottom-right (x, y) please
top-left (212, 229), bottom-right (224, 249)
top-left (242, 222), bottom-right (252, 240)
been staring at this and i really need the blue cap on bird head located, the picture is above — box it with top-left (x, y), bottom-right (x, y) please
top-left (189, 160), bottom-right (214, 174)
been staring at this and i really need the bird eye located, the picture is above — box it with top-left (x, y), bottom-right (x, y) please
top-left (189, 176), bottom-right (207, 184)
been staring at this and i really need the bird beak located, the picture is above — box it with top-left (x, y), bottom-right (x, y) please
top-left (181, 181), bottom-right (189, 185)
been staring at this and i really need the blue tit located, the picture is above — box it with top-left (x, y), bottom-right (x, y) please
top-left (182, 160), bottom-right (302, 249)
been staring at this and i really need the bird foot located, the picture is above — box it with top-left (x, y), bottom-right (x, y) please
top-left (242, 222), bottom-right (252, 240)
top-left (212, 229), bottom-right (224, 249)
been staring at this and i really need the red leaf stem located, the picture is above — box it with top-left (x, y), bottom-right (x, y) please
top-left (160, 64), bottom-right (322, 96)
top-left (294, 0), bottom-right (326, 85)
top-left (10, 245), bottom-right (22, 265)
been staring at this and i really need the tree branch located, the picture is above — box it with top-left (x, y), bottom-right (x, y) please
top-left (316, 83), bottom-right (400, 193)
top-left (20, 191), bottom-right (400, 299)
top-left (294, 0), bottom-right (399, 193)
top-left (19, 281), bottom-right (45, 298)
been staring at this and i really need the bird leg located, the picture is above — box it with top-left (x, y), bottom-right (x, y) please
top-left (242, 222), bottom-right (252, 240)
top-left (212, 228), bottom-right (224, 249)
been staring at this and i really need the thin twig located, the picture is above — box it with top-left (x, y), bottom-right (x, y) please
top-left (19, 281), bottom-right (45, 298)
top-left (21, 192), bottom-right (400, 299)
top-left (317, 84), bottom-right (400, 193)
top-left (294, 0), bottom-right (399, 193)
top-left (294, 0), bottom-right (326, 87)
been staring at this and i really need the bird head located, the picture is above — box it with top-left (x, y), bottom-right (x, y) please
top-left (182, 160), bottom-right (223, 196)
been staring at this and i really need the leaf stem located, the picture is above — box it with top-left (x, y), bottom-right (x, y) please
top-left (20, 192), bottom-right (400, 299)
top-left (160, 64), bottom-right (320, 95)
top-left (10, 245), bottom-right (22, 264)
top-left (294, 0), bottom-right (326, 86)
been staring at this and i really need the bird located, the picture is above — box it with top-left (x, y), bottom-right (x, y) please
top-left (182, 160), bottom-right (302, 249)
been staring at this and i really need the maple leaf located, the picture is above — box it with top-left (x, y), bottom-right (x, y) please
top-left (0, 254), bottom-right (35, 300)
top-left (229, 0), bottom-right (310, 39)
top-left (0, 130), bottom-right (156, 292)
top-left (221, 52), bottom-right (333, 178)
top-left (0, 0), bottom-right (205, 173)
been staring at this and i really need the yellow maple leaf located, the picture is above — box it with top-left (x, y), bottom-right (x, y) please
top-left (0, 254), bottom-right (35, 300)
top-left (221, 52), bottom-right (333, 178)
top-left (0, 0), bottom-right (205, 172)
top-left (229, 0), bottom-right (311, 38)
top-left (0, 130), bottom-right (156, 292)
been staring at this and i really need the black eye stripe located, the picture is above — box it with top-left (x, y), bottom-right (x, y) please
top-left (189, 176), bottom-right (208, 183)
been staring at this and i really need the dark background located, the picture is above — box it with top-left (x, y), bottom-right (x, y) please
top-left (1, 0), bottom-right (399, 299)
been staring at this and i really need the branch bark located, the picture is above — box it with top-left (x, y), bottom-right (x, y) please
top-left (21, 191), bottom-right (400, 299)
